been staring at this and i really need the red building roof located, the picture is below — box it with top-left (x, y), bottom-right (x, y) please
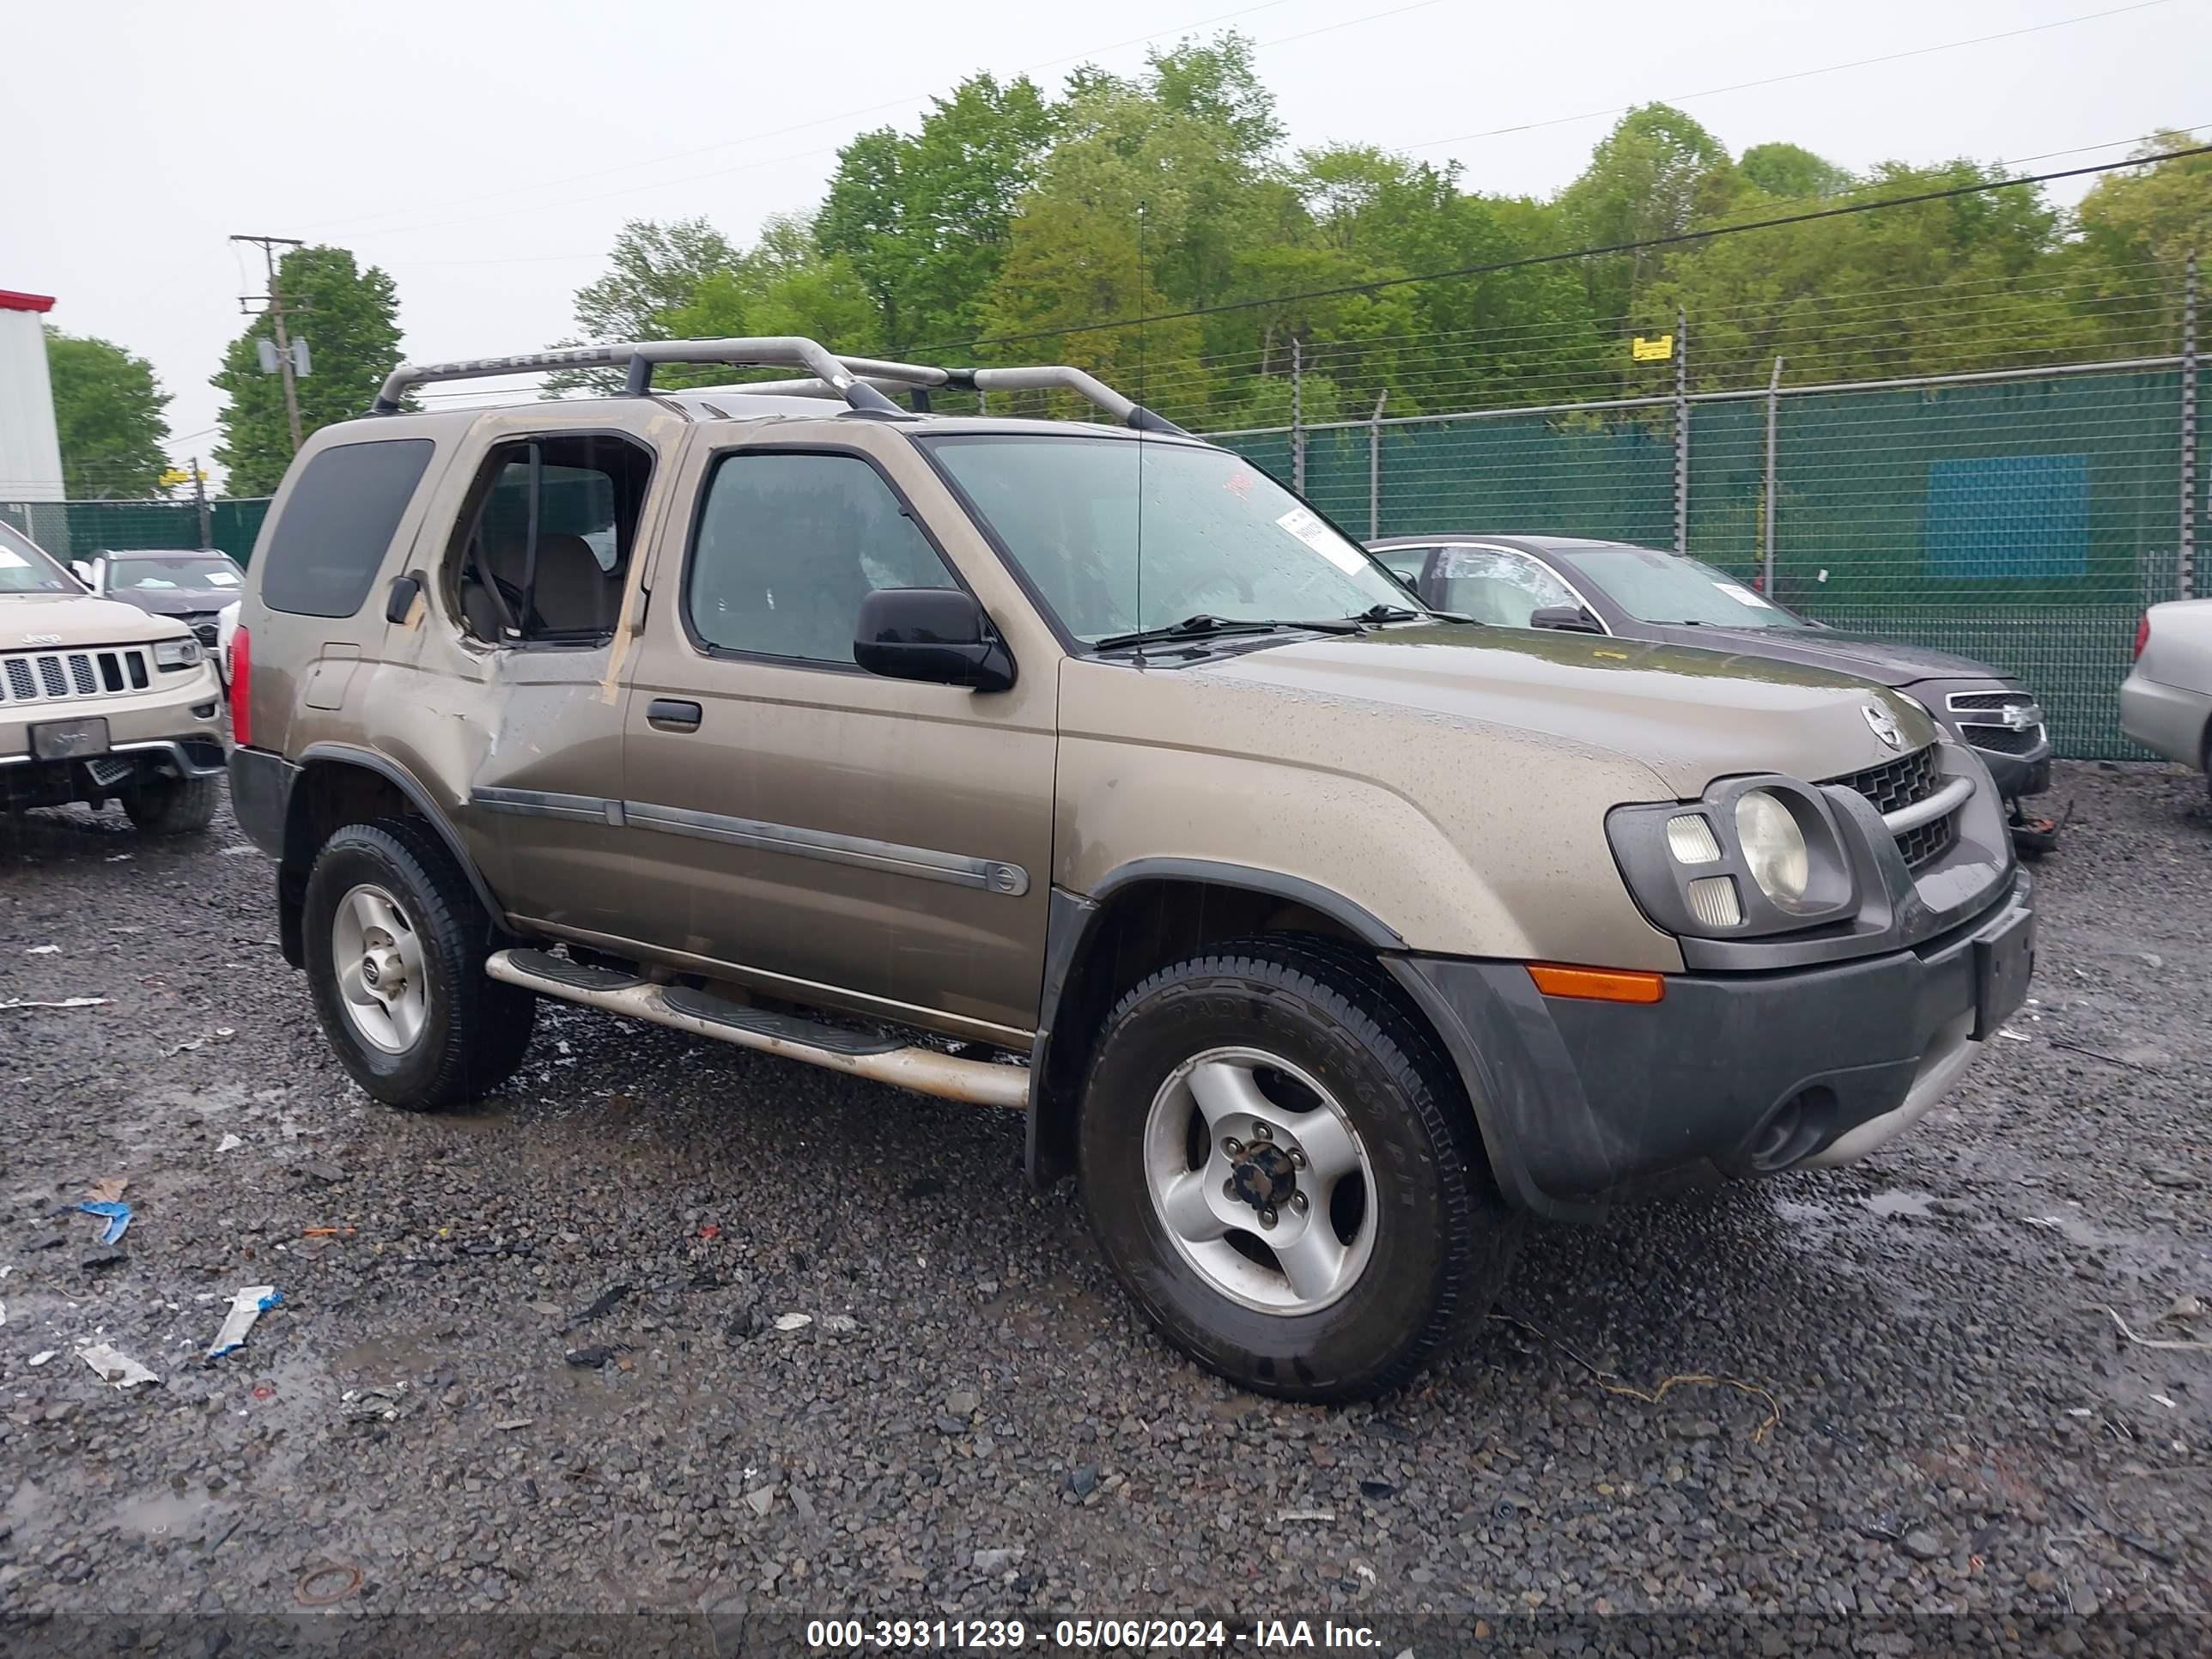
top-left (0, 290), bottom-right (58, 313)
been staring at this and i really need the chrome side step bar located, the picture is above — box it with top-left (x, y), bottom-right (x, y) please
top-left (484, 949), bottom-right (1028, 1109)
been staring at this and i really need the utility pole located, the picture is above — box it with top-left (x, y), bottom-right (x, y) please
top-left (191, 459), bottom-right (211, 551)
top-left (232, 234), bottom-right (307, 454)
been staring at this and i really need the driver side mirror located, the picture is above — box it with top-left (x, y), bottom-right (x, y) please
top-left (854, 587), bottom-right (1016, 692)
top-left (70, 561), bottom-right (94, 586)
top-left (1529, 604), bottom-right (1603, 635)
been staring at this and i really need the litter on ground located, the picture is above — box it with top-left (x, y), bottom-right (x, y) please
top-left (206, 1285), bottom-right (282, 1358)
top-left (79, 1344), bottom-right (160, 1389)
top-left (77, 1201), bottom-right (131, 1244)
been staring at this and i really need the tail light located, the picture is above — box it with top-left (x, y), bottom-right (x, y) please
top-left (2133, 613), bottom-right (2150, 660)
top-left (228, 625), bottom-right (251, 747)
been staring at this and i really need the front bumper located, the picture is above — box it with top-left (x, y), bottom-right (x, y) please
top-left (2, 661), bottom-right (228, 808)
top-left (1389, 868), bottom-right (2034, 1220)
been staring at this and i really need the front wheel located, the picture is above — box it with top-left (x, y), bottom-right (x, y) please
top-left (121, 772), bottom-right (220, 836)
top-left (301, 819), bottom-right (535, 1109)
top-left (1078, 937), bottom-right (1521, 1403)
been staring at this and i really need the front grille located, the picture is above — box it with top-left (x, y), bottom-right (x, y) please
top-left (1962, 724), bottom-right (2042, 756)
top-left (0, 647), bottom-right (154, 708)
top-left (187, 617), bottom-right (220, 647)
top-left (1892, 814), bottom-right (1957, 868)
top-left (1835, 745), bottom-right (1942, 817)
top-left (1828, 744), bottom-right (1957, 869)
top-left (1947, 688), bottom-right (2044, 760)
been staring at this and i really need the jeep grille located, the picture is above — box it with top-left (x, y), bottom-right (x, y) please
top-left (1, 647), bottom-right (154, 708)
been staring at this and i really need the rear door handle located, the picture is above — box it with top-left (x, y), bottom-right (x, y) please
top-left (647, 698), bottom-right (702, 732)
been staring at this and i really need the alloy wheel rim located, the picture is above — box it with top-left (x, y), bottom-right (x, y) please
top-left (331, 882), bottom-right (428, 1054)
top-left (1141, 1045), bottom-right (1377, 1315)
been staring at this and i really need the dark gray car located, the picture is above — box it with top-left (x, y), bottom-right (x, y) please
top-left (73, 549), bottom-right (245, 652)
top-left (1370, 533), bottom-right (2057, 853)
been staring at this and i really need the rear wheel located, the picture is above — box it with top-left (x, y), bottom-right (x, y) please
top-left (1077, 936), bottom-right (1521, 1402)
top-left (121, 772), bottom-right (219, 836)
top-left (302, 819), bottom-right (535, 1109)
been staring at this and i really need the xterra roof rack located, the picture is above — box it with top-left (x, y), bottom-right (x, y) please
top-left (369, 335), bottom-right (1188, 434)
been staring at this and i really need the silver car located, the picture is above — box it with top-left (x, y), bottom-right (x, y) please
top-left (2121, 598), bottom-right (2212, 792)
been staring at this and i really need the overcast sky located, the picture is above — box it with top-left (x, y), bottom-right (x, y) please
top-left (4, 0), bottom-right (2203, 486)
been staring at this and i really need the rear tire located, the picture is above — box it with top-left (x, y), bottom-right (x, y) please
top-left (122, 773), bottom-right (219, 836)
top-left (301, 818), bottom-right (535, 1109)
top-left (1077, 935), bottom-right (1521, 1403)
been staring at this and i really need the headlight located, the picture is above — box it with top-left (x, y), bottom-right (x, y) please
top-left (154, 637), bottom-right (203, 670)
top-left (1735, 789), bottom-right (1812, 911)
top-left (1607, 775), bottom-right (1861, 942)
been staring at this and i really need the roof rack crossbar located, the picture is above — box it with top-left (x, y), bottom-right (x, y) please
top-left (369, 336), bottom-right (906, 418)
top-left (697, 358), bottom-right (1188, 435)
top-left (369, 337), bottom-right (1188, 434)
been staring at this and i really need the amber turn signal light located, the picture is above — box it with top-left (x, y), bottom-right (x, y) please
top-left (1526, 963), bottom-right (1666, 1004)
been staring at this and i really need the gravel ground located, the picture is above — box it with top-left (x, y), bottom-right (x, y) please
top-left (0, 760), bottom-right (2207, 1649)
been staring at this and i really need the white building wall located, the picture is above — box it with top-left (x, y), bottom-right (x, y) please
top-left (0, 301), bottom-right (66, 505)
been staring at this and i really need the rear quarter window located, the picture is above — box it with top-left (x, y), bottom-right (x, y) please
top-left (259, 438), bottom-right (435, 617)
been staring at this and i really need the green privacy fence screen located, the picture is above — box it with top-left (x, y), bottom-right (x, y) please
top-left (1212, 360), bottom-right (2204, 759)
top-left (3, 359), bottom-right (2200, 758)
top-left (0, 497), bottom-right (272, 565)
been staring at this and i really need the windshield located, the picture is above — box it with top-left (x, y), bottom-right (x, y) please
top-left (0, 522), bottom-right (79, 594)
top-left (1547, 543), bottom-right (1812, 629)
top-left (107, 554), bottom-right (242, 592)
top-left (918, 434), bottom-right (1413, 644)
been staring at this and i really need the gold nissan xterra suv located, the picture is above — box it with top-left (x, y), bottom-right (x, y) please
top-left (228, 337), bottom-right (2035, 1401)
top-left (3, 519), bottom-right (227, 833)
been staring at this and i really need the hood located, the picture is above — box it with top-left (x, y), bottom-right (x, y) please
top-left (1, 591), bottom-right (198, 647)
top-left (107, 587), bottom-right (235, 618)
top-left (1664, 624), bottom-right (2004, 685)
top-left (1193, 624), bottom-right (1943, 797)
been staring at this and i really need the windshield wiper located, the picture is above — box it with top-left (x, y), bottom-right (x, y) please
top-left (1091, 614), bottom-right (1362, 652)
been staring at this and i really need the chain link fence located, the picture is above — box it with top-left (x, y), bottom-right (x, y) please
top-left (5, 257), bottom-right (2201, 758)
top-left (1211, 352), bottom-right (2203, 760)
top-left (0, 496), bottom-right (271, 565)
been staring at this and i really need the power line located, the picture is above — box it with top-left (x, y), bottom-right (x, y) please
top-left (1393, 0), bottom-right (2173, 156)
top-left (937, 145), bottom-right (2212, 352)
top-left (340, 0), bottom-right (1459, 245)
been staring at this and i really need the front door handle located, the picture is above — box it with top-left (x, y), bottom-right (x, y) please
top-left (647, 698), bottom-right (703, 732)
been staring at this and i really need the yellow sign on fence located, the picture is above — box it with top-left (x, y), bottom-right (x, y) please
top-left (1631, 334), bottom-right (1674, 362)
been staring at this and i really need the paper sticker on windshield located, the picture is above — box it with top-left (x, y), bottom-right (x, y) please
top-left (1275, 507), bottom-right (1365, 574)
top-left (208, 569), bottom-right (240, 586)
top-left (1713, 580), bottom-right (1773, 609)
top-left (0, 549), bottom-right (26, 569)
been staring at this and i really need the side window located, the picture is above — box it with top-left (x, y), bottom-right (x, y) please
top-left (685, 451), bottom-right (959, 666)
top-left (1431, 548), bottom-right (1578, 628)
top-left (260, 439), bottom-right (434, 618)
top-left (453, 434), bottom-right (651, 643)
top-left (1374, 545), bottom-right (1431, 586)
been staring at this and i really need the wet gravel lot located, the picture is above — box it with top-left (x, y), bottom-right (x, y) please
top-left (0, 760), bottom-right (2207, 1649)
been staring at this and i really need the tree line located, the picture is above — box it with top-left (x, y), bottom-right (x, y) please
top-left (41, 31), bottom-right (2212, 496)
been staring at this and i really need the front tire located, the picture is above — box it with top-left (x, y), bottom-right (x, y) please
top-left (1077, 936), bottom-right (1521, 1403)
top-left (121, 772), bottom-right (219, 836)
top-left (301, 819), bottom-right (535, 1109)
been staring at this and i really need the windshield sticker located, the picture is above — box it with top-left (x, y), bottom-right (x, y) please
top-left (0, 549), bottom-right (26, 568)
top-left (1713, 580), bottom-right (1774, 609)
top-left (207, 569), bottom-right (240, 586)
top-left (1274, 507), bottom-right (1366, 574)
top-left (1222, 470), bottom-right (1255, 501)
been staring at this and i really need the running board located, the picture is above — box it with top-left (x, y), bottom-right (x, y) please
top-left (484, 949), bottom-right (1028, 1109)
